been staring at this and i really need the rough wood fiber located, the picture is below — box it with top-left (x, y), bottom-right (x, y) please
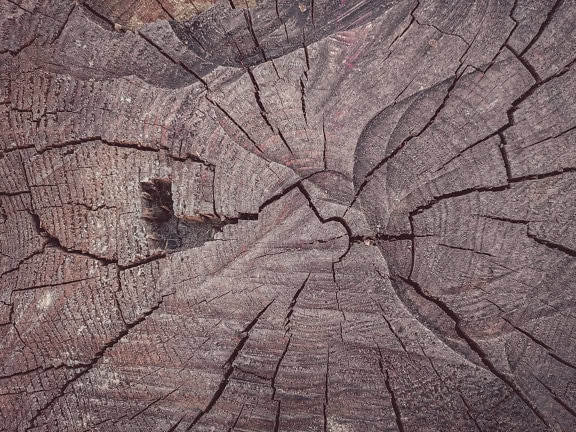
top-left (1, 0), bottom-right (576, 431)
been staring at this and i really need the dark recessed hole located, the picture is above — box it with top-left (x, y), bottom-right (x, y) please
top-left (140, 178), bottom-right (223, 252)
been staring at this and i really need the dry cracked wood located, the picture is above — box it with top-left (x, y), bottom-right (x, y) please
top-left (1, 0), bottom-right (576, 431)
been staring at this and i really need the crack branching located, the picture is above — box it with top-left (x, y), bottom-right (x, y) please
top-left (350, 72), bottom-right (461, 209)
top-left (206, 95), bottom-right (266, 156)
top-left (506, 45), bottom-right (541, 83)
top-left (296, 183), bottom-right (353, 269)
top-left (244, 67), bottom-right (294, 155)
top-left (387, 1), bottom-right (419, 52)
top-left (398, 275), bottom-right (550, 427)
top-left (28, 211), bottom-right (116, 266)
top-left (243, 9), bottom-right (267, 62)
top-left (533, 375), bottom-right (576, 419)
top-left (25, 295), bottom-right (168, 430)
top-left (187, 300), bottom-right (273, 430)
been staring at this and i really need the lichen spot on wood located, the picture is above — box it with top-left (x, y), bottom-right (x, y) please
top-left (140, 178), bottom-right (222, 252)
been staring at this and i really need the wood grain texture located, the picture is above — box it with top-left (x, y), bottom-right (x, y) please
top-left (1, 0), bottom-right (576, 431)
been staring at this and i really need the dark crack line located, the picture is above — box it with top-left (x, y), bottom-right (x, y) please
top-left (272, 275), bottom-right (310, 408)
top-left (273, 400), bottom-right (281, 432)
top-left (10, 276), bottom-right (100, 295)
top-left (504, 321), bottom-right (576, 372)
top-left (126, 387), bottom-right (180, 421)
top-left (136, 31), bottom-right (208, 86)
top-left (352, 233), bottom-right (416, 243)
top-left (474, 214), bottom-right (529, 225)
top-left (398, 276), bottom-right (550, 427)
top-left (256, 171), bottom-right (319, 212)
top-left (166, 152), bottom-right (215, 169)
top-left (2, 35), bottom-right (38, 57)
top-left (376, 346), bottom-right (405, 432)
top-left (187, 300), bottom-right (273, 430)
top-left (271, 338), bottom-right (291, 400)
top-left (284, 273), bottom-right (311, 332)
top-left (375, 301), bottom-right (408, 354)
top-left (0, 238), bottom-right (49, 279)
top-left (206, 95), bottom-right (267, 156)
top-left (438, 243), bottom-right (495, 257)
top-left (5, 0), bottom-right (34, 14)
top-left (300, 76), bottom-right (308, 125)
top-left (323, 348), bottom-right (330, 432)
top-left (527, 234), bottom-right (576, 258)
top-left (549, 353), bottom-right (576, 372)
top-left (296, 184), bottom-right (352, 263)
top-left (321, 119), bottom-right (328, 170)
top-left (533, 375), bottom-right (576, 419)
top-left (81, 2), bottom-right (116, 30)
top-left (166, 415), bottom-right (186, 432)
top-left (506, 44), bottom-right (541, 83)
top-left (50, 3), bottom-right (76, 44)
top-left (506, 0), bottom-right (520, 42)
top-left (489, 0), bottom-right (541, 82)
top-left (154, 0), bottom-right (176, 21)
top-left (510, 166), bottom-right (576, 184)
top-left (497, 131), bottom-right (514, 180)
top-left (432, 132), bottom-right (498, 174)
top-left (0, 363), bottom-right (82, 381)
top-left (324, 348), bottom-right (330, 405)
top-left (413, 18), bottom-right (469, 46)
top-left (243, 9), bottom-right (267, 62)
top-left (418, 344), bottom-right (483, 431)
top-left (500, 51), bottom-right (576, 135)
top-left (519, 0), bottom-right (564, 57)
top-left (409, 184), bottom-right (508, 220)
top-left (28, 211), bottom-right (117, 266)
top-left (383, 369), bottom-right (404, 432)
top-left (387, 1), bottom-right (419, 52)
top-left (504, 318), bottom-right (554, 351)
top-left (244, 66), bottom-right (294, 155)
top-left (36, 136), bottom-right (160, 155)
top-left (118, 252), bottom-right (167, 271)
top-left (350, 72), bottom-right (461, 209)
top-left (25, 295), bottom-right (168, 430)
top-left (246, 68), bottom-right (274, 130)
top-left (224, 300), bottom-right (273, 368)
top-left (227, 403), bottom-right (244, 432)
top-left (525, 123), bottom-right (576, 151)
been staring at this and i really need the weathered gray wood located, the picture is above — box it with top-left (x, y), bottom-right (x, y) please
top-left (1, 0), bottom-right (576, 431)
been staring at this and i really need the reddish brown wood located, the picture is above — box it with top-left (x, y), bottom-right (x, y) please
top-left (1, 0), bottom-right (576, 431)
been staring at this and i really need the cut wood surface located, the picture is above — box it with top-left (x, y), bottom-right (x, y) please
top-left (1, 0), bottom-right (576, 431)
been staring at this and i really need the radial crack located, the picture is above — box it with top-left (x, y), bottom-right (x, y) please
top-left (398, 276), bottom-right (550, 428)
top-left (187, 300), bottom-right (273, 430)
top-left (25, 295), bottom-right (169, 430)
